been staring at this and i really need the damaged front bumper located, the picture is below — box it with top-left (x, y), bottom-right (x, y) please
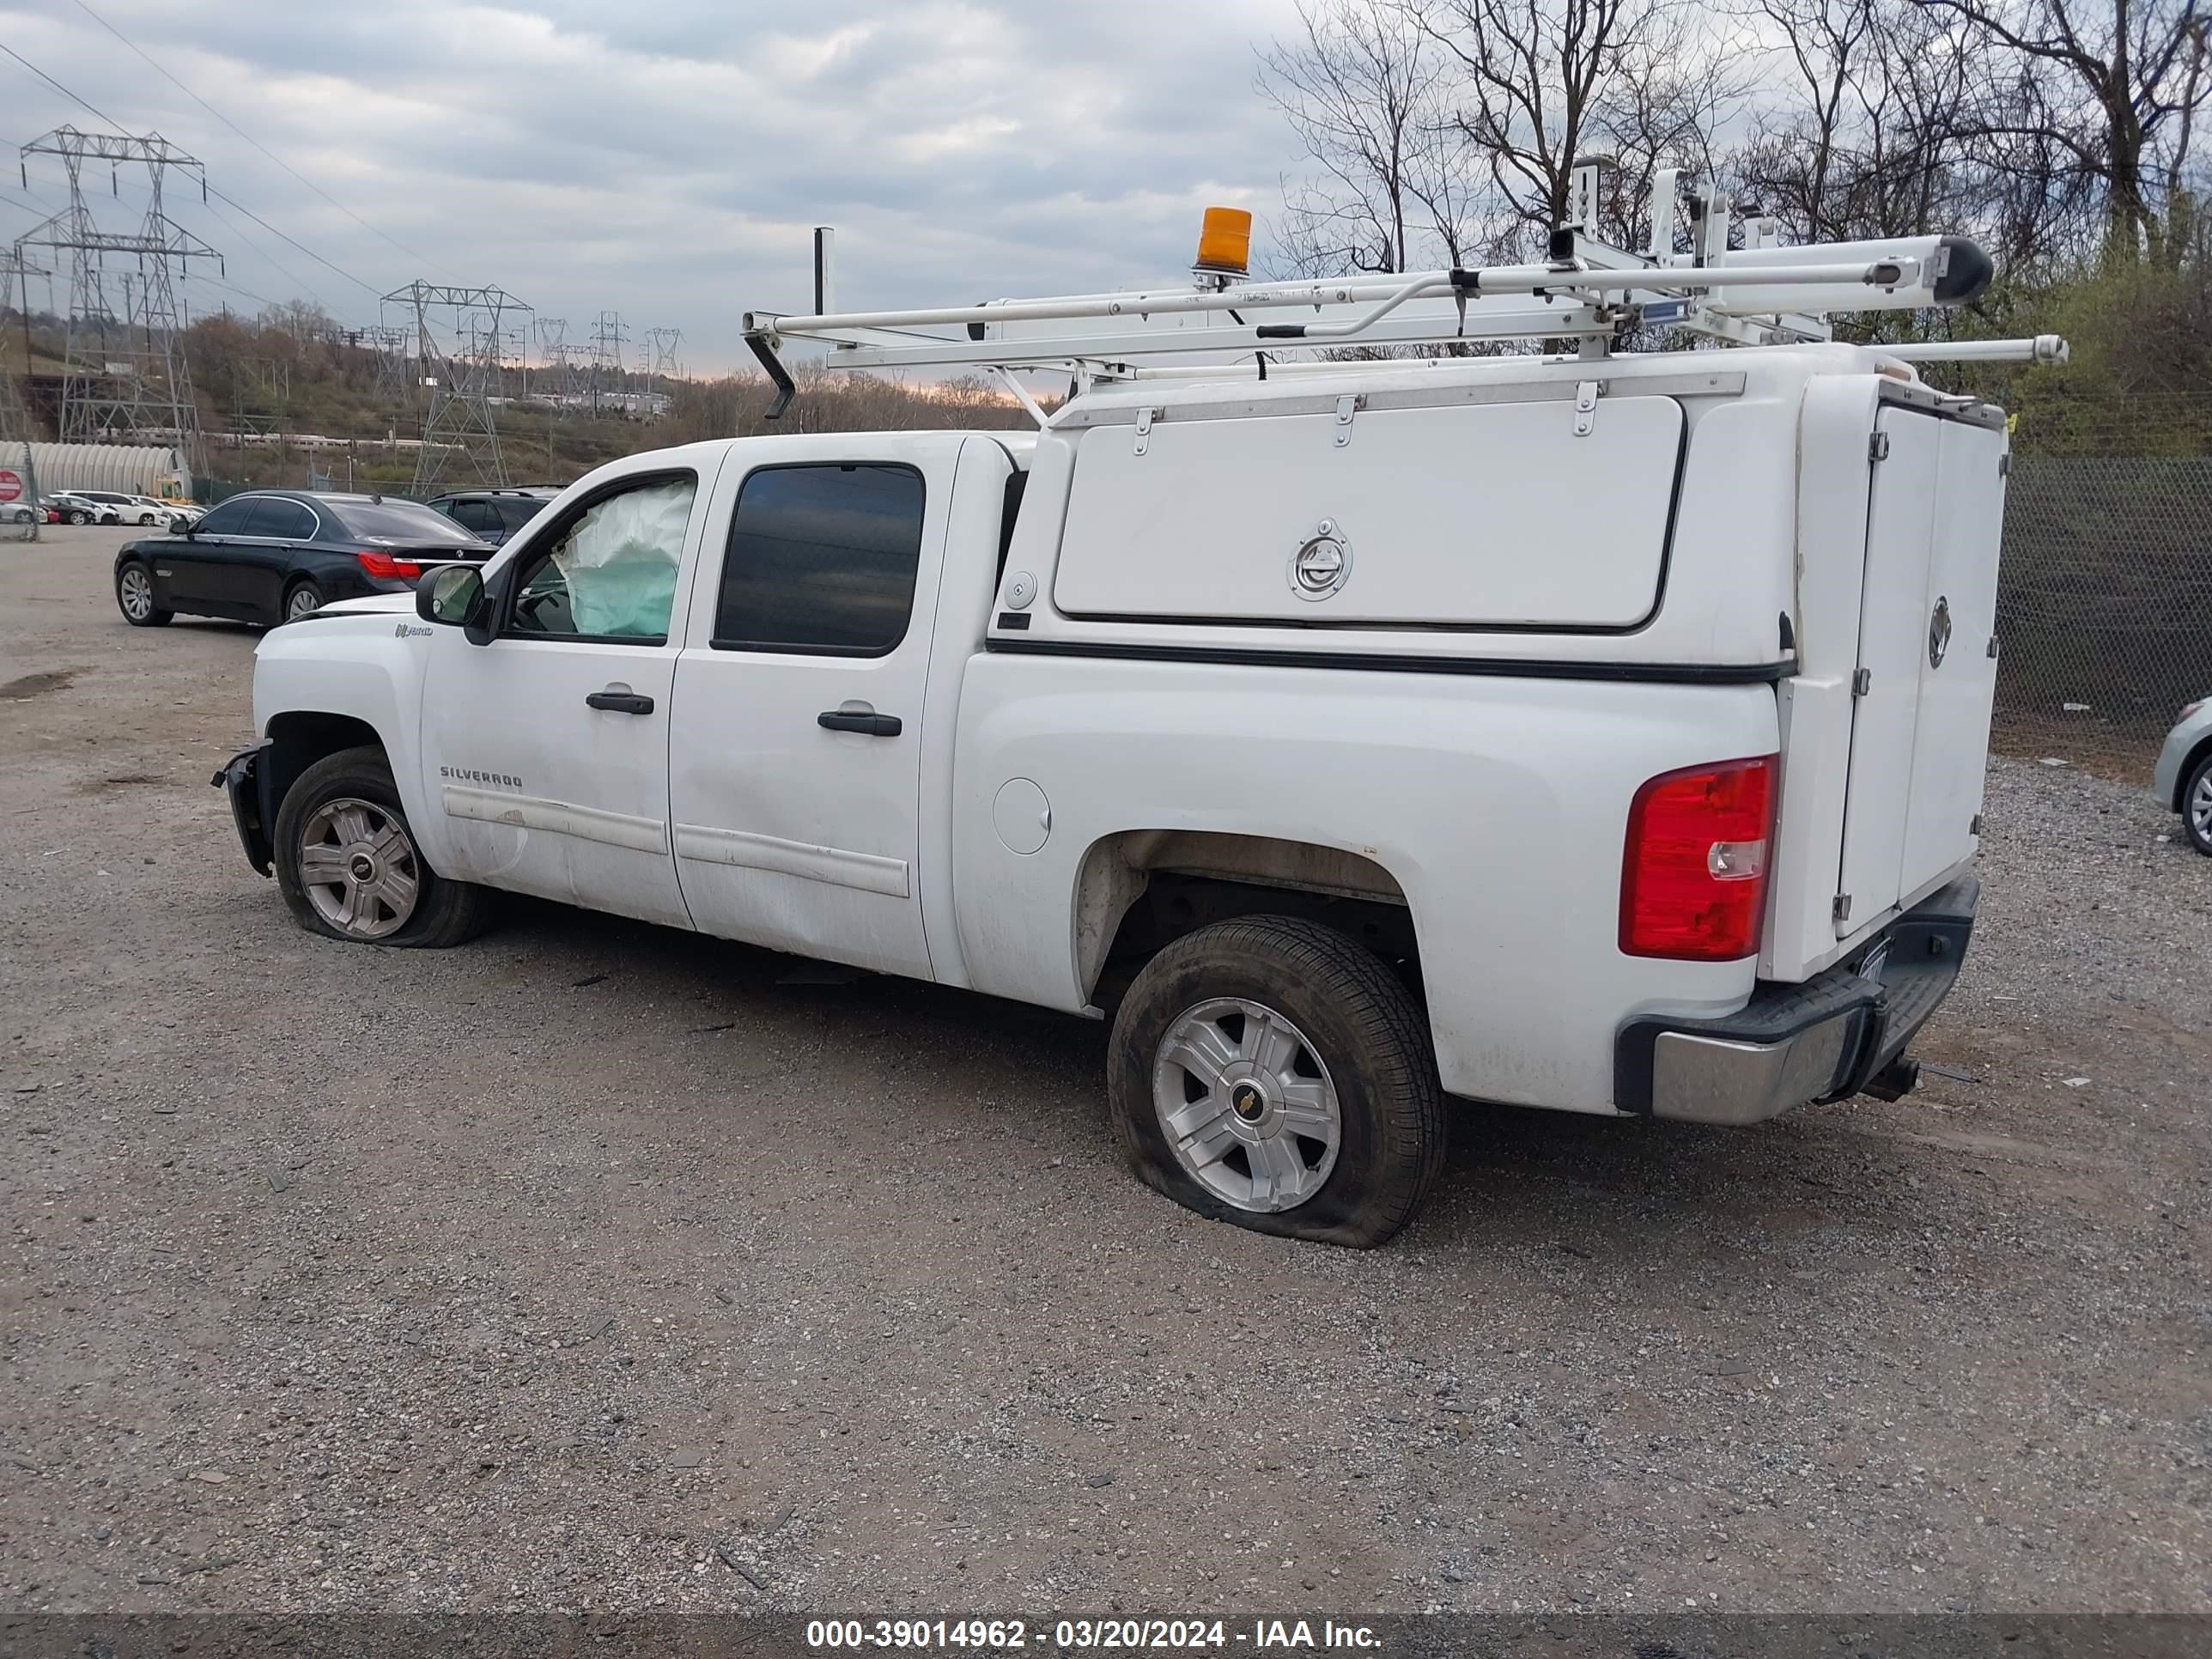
top-left (1614, 878), bottom-right (1978, 1126)
top-left (212, 740), bottom-right (276, 877)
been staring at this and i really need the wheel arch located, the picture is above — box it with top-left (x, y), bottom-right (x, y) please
top-left (1073, 829), bottom-right (1418, 1007)
top-left (263, 710), bottom-right (388, 823)
top-left (2175, 732), bottom-right (2212, 813)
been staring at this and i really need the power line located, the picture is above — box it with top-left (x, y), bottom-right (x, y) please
top-left (1, 40), bottom-right (386, 300)
top-left (0, 40), bottom-right (125, 127)
top-left (198, 191), bottom-right (331, 313)
top-left (69, 0), bottom-right (438, 275)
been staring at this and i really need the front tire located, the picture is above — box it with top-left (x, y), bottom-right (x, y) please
top-left (273, 746), bottom-right (494, 948)
top-left (116, 561), bottom-right (173, 626)
top-left (2185, 750), bottom-right (2212, 857)
top-left (1107, 915), bottom-right (1446, 1248)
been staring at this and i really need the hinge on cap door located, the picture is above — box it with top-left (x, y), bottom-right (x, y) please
top-left (1869, 431), bottom-right (1891, 462)
top-left (1832, 893), bottom-right (1853, 924)
top-left (1334, 393), bottom-right (1360, 447)
top-left (1851, 666), bottom-right (1873, 696)
top-left (1573, 380), bottom-right (1599, 437)
top-left (1133, 407), bottom-right (1155, 456)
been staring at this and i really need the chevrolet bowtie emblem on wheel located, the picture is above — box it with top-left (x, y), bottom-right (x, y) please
top-left (1929, 595), bottom-right (1953, 668)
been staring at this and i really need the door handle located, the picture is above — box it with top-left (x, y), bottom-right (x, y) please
top-left (586, 690), bottom-right (655, 715)
top-left (817, 708), bottom-right (902, 737)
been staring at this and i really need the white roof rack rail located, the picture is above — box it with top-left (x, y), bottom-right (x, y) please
top-left (743, 168), bottom-right (2063, 419)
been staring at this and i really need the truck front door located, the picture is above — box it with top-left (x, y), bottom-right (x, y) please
top-left (417, 465), bottom-right (714, 931)
top-left (666, 448), bottom-right (953, 979)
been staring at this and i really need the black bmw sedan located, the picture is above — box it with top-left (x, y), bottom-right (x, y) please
top-left (113, 489), bottom-right (493, 629)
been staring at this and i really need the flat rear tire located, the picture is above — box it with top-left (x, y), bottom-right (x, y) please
top-left (1107, 915), bottom-right (1446, 1249)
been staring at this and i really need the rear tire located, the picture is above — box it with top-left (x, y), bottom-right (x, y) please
top-left (66, 509), bottom-right (88, 526)
top-left (1106, 915), bottom-right (1446, 1249)
top-left (115, 561), bottom-right (173, 627)
top-left (2185, 751), bottom-right (2212, 857)
top-left (282, 580), bottom-right (324, 623)
top-left (273, 746), bottom-right (494, 948)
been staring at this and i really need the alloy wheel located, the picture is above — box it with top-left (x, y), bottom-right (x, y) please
top-left (118, 565), bottom-right (154, 622)
top-left (297, 798), bottom-right (420, 939)
top-left (1152, 996), bottom-right (1343, 1213)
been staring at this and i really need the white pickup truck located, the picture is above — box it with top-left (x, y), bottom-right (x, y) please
top-left (218, 201), bottom-right (2035, 1246)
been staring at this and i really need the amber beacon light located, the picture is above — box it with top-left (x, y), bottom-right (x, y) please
top-left (1194, 207), bottom-right (1253, 276)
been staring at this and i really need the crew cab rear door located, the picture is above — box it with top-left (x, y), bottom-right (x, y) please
top-left (1833, 404), bottom-right (2007, 934)
top-left (666, 435), bottom-right (969, 979)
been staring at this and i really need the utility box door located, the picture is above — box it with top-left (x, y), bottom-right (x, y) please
top-left (1835, 408), bottom-right (2006, 934)
top-left (1899, 419), bottom-right (2006, 886)
top-left (1053, 394), bottom-right (1685, 629)
top-left (1837, 409), bottom-right (1941, 930)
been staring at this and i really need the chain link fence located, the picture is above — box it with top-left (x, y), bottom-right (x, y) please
top-left (1993, 394), bottom-right (2212, 777)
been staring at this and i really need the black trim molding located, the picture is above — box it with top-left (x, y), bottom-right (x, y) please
top-left (983, 635), bottom-right (1794, 685)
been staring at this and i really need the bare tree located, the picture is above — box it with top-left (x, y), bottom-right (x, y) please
top-left (1414, 0), bottom-right (1669, 249)
top-left (1257, 0), bottom-right (1480, 272)
top-left (1909, 0), bottom-right (2209, 253)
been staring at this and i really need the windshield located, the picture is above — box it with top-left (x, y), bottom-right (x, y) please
top-left (330, 498), bottom-right (488, 544)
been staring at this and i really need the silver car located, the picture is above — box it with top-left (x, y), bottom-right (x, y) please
top-left (2154, 697), bottom-right (2212, 855)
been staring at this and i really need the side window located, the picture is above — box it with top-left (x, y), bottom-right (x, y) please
top-left (262, 501), bottom-right (318, 540)
top-left (507, 474), bottom-right (696, 642)
top-left (194, 499), bottom-right (256, 536)
top-left (448, 500), bottom-right (495, 534)
top-left (496, 498), bottom-right (547, 533)
top-left (713, 464), bottom-right (926, 654)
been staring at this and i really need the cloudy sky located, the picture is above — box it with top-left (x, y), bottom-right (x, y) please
top-left (1, 0), bottom-right (1320, 374)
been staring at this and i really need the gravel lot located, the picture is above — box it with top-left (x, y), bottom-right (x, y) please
top-left (3, 526), bottom-right (2208, 1616)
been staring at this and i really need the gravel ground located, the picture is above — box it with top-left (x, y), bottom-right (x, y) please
top-left (2, 527), bottom-right (2208, 1616)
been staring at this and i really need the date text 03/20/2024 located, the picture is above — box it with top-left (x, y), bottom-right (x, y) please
top-left (805, 1620), bottom-right (1383, 1650)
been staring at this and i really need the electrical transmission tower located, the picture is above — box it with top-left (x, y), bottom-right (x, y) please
top-left (381, 281), bottom-right (531, 493)
top-left (16, 126), bottom-right (218, 473)
top-left (646, 326), bottom-right (684, 381)
top-left (362, 325), bottom-right (413, 405)
top-left (534, 316), bottom-right (585, 416)
top-left (590, 310), bottom-right (627, 417)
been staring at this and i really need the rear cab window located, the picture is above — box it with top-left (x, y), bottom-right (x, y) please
top-left (711, 464), bottom-right (927, 655)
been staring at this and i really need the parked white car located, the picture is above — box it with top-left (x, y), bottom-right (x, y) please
top-left (46, 492), bottom-right (120, 526)
top-left (216, 199), bottom-right (2027, 1246)
top-left (2154, 698), bottom-right (2212, 855)
top-left (67, 489), bottom-right (173, 526)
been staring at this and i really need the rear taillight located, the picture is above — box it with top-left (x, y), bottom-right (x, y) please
top-left (356, 550), bottom-right (423, 580)
top-left (1620, 755), bottom-right (1778, 961)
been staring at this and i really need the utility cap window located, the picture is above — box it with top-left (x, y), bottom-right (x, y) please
top-left (714, 464), bottom-right (926, 656)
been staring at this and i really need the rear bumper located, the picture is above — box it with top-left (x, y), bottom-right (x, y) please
top-left (1614, 878), bottom-right (1978, 1125)
top-left (213, 740), bottom-right (276, 877)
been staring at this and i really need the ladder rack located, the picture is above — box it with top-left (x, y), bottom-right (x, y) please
top-left (742, 174), bottom-right (2066, 418)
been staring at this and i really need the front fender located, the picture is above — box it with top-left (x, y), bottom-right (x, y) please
top-left (251, 615), bottom-right (447, 870)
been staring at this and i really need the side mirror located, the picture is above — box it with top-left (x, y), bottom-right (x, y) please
top-left (417, 563), bottom-right (490, 643)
